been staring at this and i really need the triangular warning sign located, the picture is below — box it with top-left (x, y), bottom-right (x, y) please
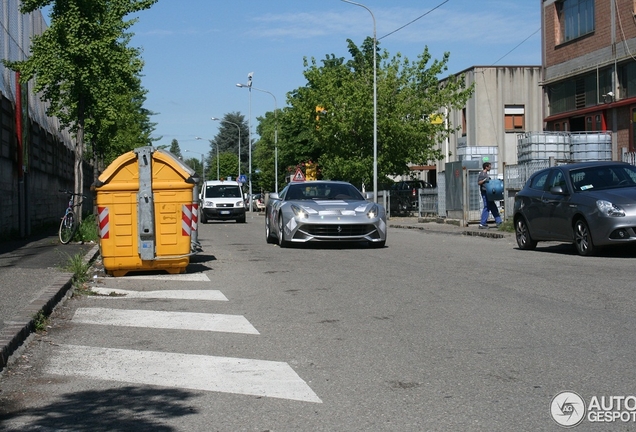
top-left (293, 168), bottom-right (306, 182)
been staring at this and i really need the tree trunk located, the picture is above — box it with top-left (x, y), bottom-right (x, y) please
top-left (74, 95), bottom-right (85, 223)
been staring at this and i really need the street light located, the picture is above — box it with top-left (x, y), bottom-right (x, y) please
top-left (241, 86), bottom-right (278, 193)
top-left (185, 149), bottom-right (205, 182)
top-left (211, 117), bottom-right (241, 179)
top-left (342, 0), bottom-right (377, 203)
top-left (236, 72), bottom-right (253, 212)
top-left (195, 137), bottom-right (219, 180)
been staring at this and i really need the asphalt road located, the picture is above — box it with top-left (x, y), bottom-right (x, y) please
top-left (1, 214), bottom-right (636, 431)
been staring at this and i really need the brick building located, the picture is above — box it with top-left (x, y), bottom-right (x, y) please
top-left (542, 0), bottom-right (636, 155)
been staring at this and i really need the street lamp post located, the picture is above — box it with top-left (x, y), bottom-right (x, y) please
top-left (195, 137), bottom-right (219, 180)
top-left (211, 117), bottom-right (241, 179)
top-left (240, 86), bottom-right (278, 193)
top-left (342, 0), bottom-right (377, 203)
top-left (185, 149), bottom-right (205, 182)
top-left (236, 72), bottom-right (253, 212)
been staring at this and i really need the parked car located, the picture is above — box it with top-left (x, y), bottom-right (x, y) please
top-left (245, 193), bottom-right (266, 212)
top-left (513, 161), bottom-right (636, 255)
top-left (265, 180), bottom-right (386, 248)
top-left (200, 180), bottom-right (246, 223)
top-left (390, 180), bottom-right (434, 212)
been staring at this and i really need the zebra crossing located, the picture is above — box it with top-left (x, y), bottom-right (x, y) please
top-left (43, 273), bottom-right (322, 404)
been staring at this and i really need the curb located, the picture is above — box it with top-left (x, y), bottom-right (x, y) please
top-left (0, 243), bottom-right (100, 373)
top-left (389, 223), bottom-right (509, 239)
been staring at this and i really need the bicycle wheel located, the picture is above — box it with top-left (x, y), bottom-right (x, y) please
top-left (59, 211), bottom-right (78, 244)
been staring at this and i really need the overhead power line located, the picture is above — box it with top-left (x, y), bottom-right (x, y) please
top-left (379, 0), bottom-right (449, 40)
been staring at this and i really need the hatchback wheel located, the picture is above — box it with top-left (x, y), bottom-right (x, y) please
top-left (574, 219), bottom-right (596, 256)
top-left (515, 217), bottom-right (537, 250)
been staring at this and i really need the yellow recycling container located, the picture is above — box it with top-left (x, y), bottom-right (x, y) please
top-left (95, 146), bottom-right (200, 277)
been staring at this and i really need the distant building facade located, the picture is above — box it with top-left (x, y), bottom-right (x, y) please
top-left (541, 0), bottom-right (636, 156)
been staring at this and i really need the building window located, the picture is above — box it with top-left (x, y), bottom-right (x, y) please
top-left (619, 61), bottom-right (636, 99)
top-left (631, 107), bottom-right (636, 152)
top-left (504, 106), bottom-right (525, 131)
top-left (557, 0), bottom-right (595, 43)
top-left (462, 108), bottom-right (467, 136)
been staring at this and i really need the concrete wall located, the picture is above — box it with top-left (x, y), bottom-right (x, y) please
top-left (0, 94), bottom-right (93, 239)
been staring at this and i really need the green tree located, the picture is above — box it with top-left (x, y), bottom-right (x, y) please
top-left (212, 112), bottom-right (248, 175)
top-left (263, 38), bottom-right (473, 190)
top-left (169, 139), bottom-right (182, 159)
top-left (4, 0), bottom-right (157, 218)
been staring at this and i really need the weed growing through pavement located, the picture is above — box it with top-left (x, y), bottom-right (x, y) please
top-left (32, 310), bottom-right (48, 333)
top-left (61, 252), bottom-right (91, 293)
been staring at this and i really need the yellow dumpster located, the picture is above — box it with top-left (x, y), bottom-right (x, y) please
top-left (95, 146), bottom-right (200, 277)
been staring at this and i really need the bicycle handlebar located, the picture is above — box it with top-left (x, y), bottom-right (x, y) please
top-left (59, 189), bottom-right (87, 198)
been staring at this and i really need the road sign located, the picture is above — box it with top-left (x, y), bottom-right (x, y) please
top-left (238, 174), bottom-right (247, 184)
top-left (292, 168), bottom-right (305, 182)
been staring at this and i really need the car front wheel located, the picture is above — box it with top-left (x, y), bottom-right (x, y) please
top-left (515, 217), bottom-right (537, 250)
top-left (265, 213), bottom-right (276, 244)
top-left (277, 212), bottom-right (289, 248)
top-left (574, 219), bottom-right (595, 256)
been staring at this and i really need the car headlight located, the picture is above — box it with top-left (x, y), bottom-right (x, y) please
top-left (367, 204), bottom-right (379, 219)
top-left (291, 204), bottom-right (309, 219)
top-left (596, 200), bottom-right (625, 217)
top-left (205, 200), bottom-right (214, 207)
top-left (235, 201), bottom-right (244, 208)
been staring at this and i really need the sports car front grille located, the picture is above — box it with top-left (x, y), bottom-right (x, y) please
top-left (302, 224), bottom-right (375, 237)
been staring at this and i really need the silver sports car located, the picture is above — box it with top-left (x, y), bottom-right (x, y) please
top-left (265, 181), bottom-right (387, 248)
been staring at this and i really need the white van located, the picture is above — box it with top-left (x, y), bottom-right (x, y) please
top-left (200, 180), bottom-right (246, 223)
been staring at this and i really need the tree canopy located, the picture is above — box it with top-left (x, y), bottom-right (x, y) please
top-left (254, 38), bottom-right (473, 191)
top-left (4, 0), bottom-right (157, 211)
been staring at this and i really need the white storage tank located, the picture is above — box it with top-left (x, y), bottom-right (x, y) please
top-left (517, 132), bottom-right (570, 163)
top-left (570, 132), bottom-right (612, 162)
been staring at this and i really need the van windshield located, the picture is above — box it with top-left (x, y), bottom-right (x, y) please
top-left (205, 185), bottom-right (241, 198)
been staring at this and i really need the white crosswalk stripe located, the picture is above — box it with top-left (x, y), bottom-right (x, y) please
top-left (72, 307), bottom-right (260, 334)
top-left (46, 344), bottom-right (322, 403)
top-left (90, 287), bottom-right (228, 301)
top-left (44, 274), bottom-right (322, 403)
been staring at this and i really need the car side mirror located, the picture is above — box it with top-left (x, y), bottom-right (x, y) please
top-left (550, 185), bottom-right (568, 195)
top-left (364, 192), bottom-right (374, 201)
top-left (269, 192), bottom-right (280, 200)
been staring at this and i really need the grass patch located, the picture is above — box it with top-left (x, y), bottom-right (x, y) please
top-left (498, 218), bottom-right (514, 232)
top-left (32, 310), bottom-right (48, 332)
top-left (74, 213), bottom-right (99, 243)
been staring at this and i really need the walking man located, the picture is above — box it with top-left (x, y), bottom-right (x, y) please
top-left (477, 162), bottom-right (502, 229)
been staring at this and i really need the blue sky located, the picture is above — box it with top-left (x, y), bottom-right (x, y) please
top-left (121, 0), bottom-right (541, 158)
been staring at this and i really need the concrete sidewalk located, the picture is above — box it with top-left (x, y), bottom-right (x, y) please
top-left (0, 230), bottom-right (99, 372)
top-left (388, 216), bottom-right (514, 239)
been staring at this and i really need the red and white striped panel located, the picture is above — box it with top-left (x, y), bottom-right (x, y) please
top-left (191, 203), bottom-right (198, 232)
top-left (98, 206), bottom-right (110, 239)
top-left (182, 204), bottom-right (192, 236)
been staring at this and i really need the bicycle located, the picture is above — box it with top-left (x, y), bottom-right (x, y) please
top-left (58, 189), bottom-right (86, 244)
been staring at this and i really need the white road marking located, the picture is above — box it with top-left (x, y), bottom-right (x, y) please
top-left (45, 344), bottom-right (322, 403)
top-left (72, 308), bottom-right (259, 334)
top-left (90, 288), bottom-right (228, 301)
top-left (116, 273), bottom-right (211, 281)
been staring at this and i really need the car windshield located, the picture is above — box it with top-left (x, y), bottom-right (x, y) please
top-left (205, 185), bottom-right (241, 198)
top-left (285, 183), bottom-right (364, 201)
top-left (570, 165), bottom-right (636, 191)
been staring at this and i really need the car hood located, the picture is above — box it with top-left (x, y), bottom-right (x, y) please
top-left (583, 188), bottom-right (636, 205)
top-left (293, 199), bottom-right (377, 215)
